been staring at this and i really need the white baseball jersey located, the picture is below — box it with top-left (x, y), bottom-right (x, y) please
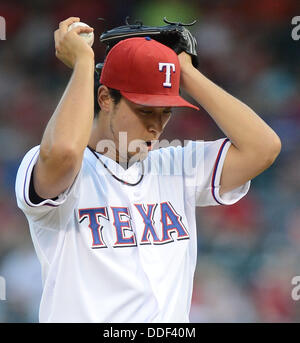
top-left (15, 138), bottom-right (250, 323)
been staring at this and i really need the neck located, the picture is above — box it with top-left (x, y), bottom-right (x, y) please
top-left (88, 119), bottom-right (131, 167)
top-left (88, 116), bottom-right (145, 168)
top-left (88, 119), bottom-right (105, 150)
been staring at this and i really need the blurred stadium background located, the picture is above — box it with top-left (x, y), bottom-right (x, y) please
top-left (0, 0), bottom-right (300, 322)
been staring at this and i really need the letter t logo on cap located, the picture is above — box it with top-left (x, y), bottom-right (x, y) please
top-left (159, 63), bottom-right (176, 88)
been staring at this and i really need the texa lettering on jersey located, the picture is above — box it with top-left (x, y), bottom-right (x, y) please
top-left (78, 201), bottom-right (190, 248)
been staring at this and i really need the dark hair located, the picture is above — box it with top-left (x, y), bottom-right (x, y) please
top-left (94, 70), bottom-right (122, 118)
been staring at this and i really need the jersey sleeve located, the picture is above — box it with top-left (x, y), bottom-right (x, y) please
top-left (15, 146), bottom-right (81, 229)
top-left (182, 138), bottom-right (250, 207)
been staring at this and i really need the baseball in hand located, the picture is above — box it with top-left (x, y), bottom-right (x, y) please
top-left (67, 22), bottom-right (94, 47)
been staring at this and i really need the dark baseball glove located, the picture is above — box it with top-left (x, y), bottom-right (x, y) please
top-left (95, 16), bottom-right (198, 75)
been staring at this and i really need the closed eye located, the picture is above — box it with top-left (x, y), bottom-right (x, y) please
top-left (139, 110), bottom-right (153, 115)
top-left (140, 109), bottom-right (172, 113)
top-left (137, 108), bottom-right (172, 117)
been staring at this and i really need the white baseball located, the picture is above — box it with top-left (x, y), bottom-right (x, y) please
top-left (67, 21), bottom-right (94, 47)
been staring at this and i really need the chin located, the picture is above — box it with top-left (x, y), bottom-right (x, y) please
top-left (128, 150), bottom-right (149, 163)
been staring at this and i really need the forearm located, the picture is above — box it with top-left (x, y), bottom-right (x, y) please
top-left (41, 55), bottom-right (95, 158)
top-left (181, 65), bottom-right (280, 156)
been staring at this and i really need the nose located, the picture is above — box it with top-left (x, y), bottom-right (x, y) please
top-left (147, 114), bottom-right (163, 138)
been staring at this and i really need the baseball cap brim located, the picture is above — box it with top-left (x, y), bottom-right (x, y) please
top-left (121, 91), bottom-right (200, 111)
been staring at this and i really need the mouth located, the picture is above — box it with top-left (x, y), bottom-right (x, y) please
top-left (145, 141), bottom-right (152, 151)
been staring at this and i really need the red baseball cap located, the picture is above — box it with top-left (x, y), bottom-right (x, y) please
top-left (100, 37), bottom-right (199, 110)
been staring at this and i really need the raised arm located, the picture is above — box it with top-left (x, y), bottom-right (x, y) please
top-left (33, 17), bottom-right (95, 199)
top-left (178, 52), bottom-right (281, 196)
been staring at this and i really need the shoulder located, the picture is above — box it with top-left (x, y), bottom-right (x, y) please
top-left (148, 140), bottom-right (206, 160)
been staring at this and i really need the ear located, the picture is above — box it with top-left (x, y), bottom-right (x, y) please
top-left (97, 85), bottom-right (113, 112)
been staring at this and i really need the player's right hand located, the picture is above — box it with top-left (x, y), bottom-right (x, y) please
top-left (54, 17), bottom-right (94, 68)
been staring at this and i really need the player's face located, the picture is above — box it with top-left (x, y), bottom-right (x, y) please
top-left (109, 97), bottom-right (172, 162)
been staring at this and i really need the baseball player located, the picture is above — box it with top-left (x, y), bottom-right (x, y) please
top-left (15, 17), bottom-right (281, 323)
